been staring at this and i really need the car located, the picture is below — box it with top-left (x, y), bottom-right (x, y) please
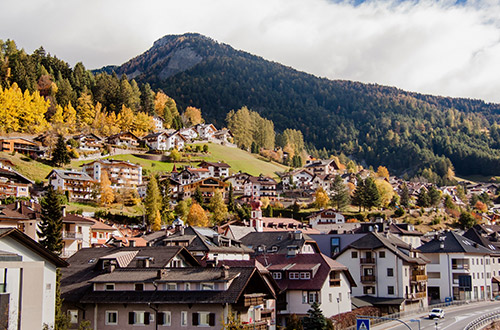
top-left (429, 308), bottom-right (445, 319)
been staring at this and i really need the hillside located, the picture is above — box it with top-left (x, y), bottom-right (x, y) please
top-left (2, 143), bottom-right (286, 183)
top-left (107, 33), bottom-right (500, 180)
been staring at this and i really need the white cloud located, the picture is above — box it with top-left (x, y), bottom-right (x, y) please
top-left (1, 0), bottom-right (500, 102)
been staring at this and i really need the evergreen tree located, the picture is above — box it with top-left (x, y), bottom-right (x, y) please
top-left (140, 83), bottom-right (155, 115)
top-left (194, 185), bottom-right (204, 204)
top-left (428, 185), bottom-right (441, 207)
top-left (227, 184), bottom-right (236, 213)
top-left (38, 185), bottom-right (64, 254)
top-left (303, 302), bottom-right (327, 330)
top-left (364, 177), bottom-right (381, 210)
top-left (459, 211), bottom-right (477, 229)
top-left (331, 175), bottom-right (350, 211)
top-left (160, 178), bottom-right (172, 224)
top-left (352, 179), bottom-right (366, 212)
top-left (54, 269), bottom-right (70, 330)
top-left (417, 189), bottom-right (431, 208)
top-left (52, 135), bottom-right (70, 167)
top-left (400, 182), bottom-right (410, 208)
top-left (144, 175), bottom-right (161, 227)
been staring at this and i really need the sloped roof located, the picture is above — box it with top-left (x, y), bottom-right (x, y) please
top-left (240, 231), bottom-right (319, 255)
top-left (419, 230), bottom-right (494, 255)
top-left (0, 228), bottom-right (67, 267)
top-left (79, 266), bottom-right (272, 305)
top-left (0, 168), bottom-right (34, 184)
top-left (343, 232), bottom-right (428, 265)
top-left (46, 169), bottom-right (93, 181)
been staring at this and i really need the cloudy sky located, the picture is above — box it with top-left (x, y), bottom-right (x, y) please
top-left (1, 0), bottom-right (500, 103)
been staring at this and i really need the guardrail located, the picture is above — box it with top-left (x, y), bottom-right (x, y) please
top-left (341, 299), bottom-right (482, 330)
top-left (464, 310), bottom-right (500, 330)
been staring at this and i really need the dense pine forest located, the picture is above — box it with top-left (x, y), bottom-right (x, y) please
top-left (109, 33), bottom-right (500, 182)
top-left (3, 34), bottom-right (500, 184)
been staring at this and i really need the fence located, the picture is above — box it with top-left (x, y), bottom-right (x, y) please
top-left (340, 300), bottom-right (477, 330)
top-left (464, 310), bottom-right (500, 330)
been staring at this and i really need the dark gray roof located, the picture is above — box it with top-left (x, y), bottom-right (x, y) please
top-left (341, 232), bottom-right (427, 265)
top-left (61, 246), bottom-right (199, 302)
top-left (240, 231), bottom-right (318, 255)
top-left (418, 230), bottom-right (494, 254)
top-left (79, 267), bottom-right (273, 305)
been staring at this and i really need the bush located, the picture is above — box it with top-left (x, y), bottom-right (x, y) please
top-left (394, 208), bottom-right (405, 217)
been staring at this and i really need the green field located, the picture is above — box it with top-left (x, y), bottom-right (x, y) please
top-left (3, 143), bottom-right (288, 182)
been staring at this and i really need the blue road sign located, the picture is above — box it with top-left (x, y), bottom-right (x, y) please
top-left (357, 318), bottom-right (370, 330)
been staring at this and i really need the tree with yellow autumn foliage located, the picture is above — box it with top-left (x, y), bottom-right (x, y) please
top-left (187, 203), bottom-right (209, 227)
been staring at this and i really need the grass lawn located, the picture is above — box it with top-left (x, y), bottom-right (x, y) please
top-left (197, 143), bottom-right (288, 177)
top-left (68, 201), bottom-right (144, 217)
top-left (0, 151), bottom-right (54, 182)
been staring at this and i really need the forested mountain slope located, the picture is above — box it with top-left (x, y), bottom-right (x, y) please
top-left (108, 33), bottom-right (500, 179)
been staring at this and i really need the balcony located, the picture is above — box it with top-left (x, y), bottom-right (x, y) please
top-left (405, 292), bottom-right (426, 300)
top-left (360, 258), bottom-right (376, 264)
top-left (411, 275), bottom-right (428, 282)
top-left (62, 232), bottom-right (83, 240)
top-left (361, 275), bottom-right (376, 283)
top-left (330, 278), bottom-right (341, 287)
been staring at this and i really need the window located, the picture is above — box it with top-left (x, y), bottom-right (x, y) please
top-left (387, 268), bottom-right (394, 277)
top-left (194, 312), bottom-right (215, 326)
top-left (181, 311), bottom-right (188, 327)
top-left (351, 251), bottom-right (358, 258)
top-left (388, 286), bottom-right (394, 295)
top-left (158, 312), bottom-right (171, 326)
top-left (329, 293), bottom-right (332, 303)
top-left (302, 291), bottom-right (320, 304)
top-left (135, 283), bottom-right (144, 291)
top-left (201, 283), bottom-right (214, 290)
top-left (363, 286), bottom-right (375, 294)
top-left (166, 283), bottom-right (177, 291)
top-left (289, 272), bottom-right (299, 279)
top-left (338, 292), bottom-right (342, 302)
top-left (379, 251), bottom-right (385, 258)
top-left (129, 311), bottom-right (150, 325)
top-left (300, 272), bottom-right (311, 279)
top-left (331, 237), bottom-right (340, 256)
top-left (105, 283), bottom-right (115, 291)
top-left (106, 311), bottom-right (118, 325)
top-left (185, 283), bottom-right (191, 291)
top-left (68, 310), bottom-right (78, 324)
top-left (273, 272), bottom-right (282, 280)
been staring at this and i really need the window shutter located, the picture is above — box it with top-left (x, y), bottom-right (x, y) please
top-left (157, 312), bottom-right (165, 325)
top-left (145, 312), bottom-right (150, 325)
top-left (209, 313), bottom-right (216, 326)
top-left (128, 312), bottom-right (135, 324)
top-left (192, 312), bottom-right (199, 326)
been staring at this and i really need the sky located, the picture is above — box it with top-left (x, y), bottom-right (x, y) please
top-left (1, 0), bottom-right (500, 103)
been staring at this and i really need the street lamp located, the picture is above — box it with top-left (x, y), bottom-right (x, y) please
top-left (409, 319), bottom-right (421, 330)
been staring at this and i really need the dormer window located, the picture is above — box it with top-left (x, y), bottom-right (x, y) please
top-left (273, 272), bottom-right (282, 280)
top-left (289, 272), bottom-right (299, 280)
top-left (165, 283), bottom-right (177, 291)
top-left (300, 272), bottom-right (311, 279)
top-left (105, 283), bottom-right (115, 291)
top-left (201, 283), bottom-right (215, 290)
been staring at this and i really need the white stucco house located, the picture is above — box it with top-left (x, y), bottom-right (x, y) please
top-left (0, 228), bottom-right (67, 330)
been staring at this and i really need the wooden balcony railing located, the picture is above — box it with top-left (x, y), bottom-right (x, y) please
top-left (361, 275), bottom-right (376, 283)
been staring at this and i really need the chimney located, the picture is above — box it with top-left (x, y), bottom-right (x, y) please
top-left (294, 230), bottom-right (303, 240)
top-left (129, 240), bottom-right (136, 247)
top-left (16, 201), bottom-right (20, 210)
top-left (157, 269), bottom-right (168, 279)
top-left (221, 265), bottom-right (229, 279)
top-left (61, 206), bottom-right (66, 217)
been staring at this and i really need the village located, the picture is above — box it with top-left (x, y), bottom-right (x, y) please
top-left (1, 120), bottom-right (500, 330)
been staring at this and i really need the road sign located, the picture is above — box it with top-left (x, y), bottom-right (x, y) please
top-left (357, 318), bottom-right (370, 330)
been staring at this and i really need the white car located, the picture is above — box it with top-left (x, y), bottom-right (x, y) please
top-left (429, 308), bottom-right (445, 319)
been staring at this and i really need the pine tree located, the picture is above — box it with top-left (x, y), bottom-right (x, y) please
top-left (194, 185), bottom-right (204, 204)
top-left (303, 302), bottom-right (327, 330)
top-left (228, 184), bottom-right (236, 213)
top-left (144, 175), bottom-right (161, 227)
top-left (52, 135), bottom-right (70, 167)
top-left (364, 177), bottom-right (381, 210)
top-left (37, 185), bottom-right (64, 254)
top-left (352, 179), bottom-right (366, 212)
top-left (400, 182), bottom-right (410, 208)
top-left (428, 185), bottom-right (441, 207)
top-left (331, 175), bottom-right (350, 210)
top-left (417, 190), bottom-right (431, 207)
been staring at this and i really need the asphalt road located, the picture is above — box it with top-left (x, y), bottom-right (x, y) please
top-left (371, 300), bottom-right (500, 330)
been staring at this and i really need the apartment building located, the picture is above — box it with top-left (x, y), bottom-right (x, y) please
top-left (46, 169), bottom-right (94, 201)
top-left (82, 159), bottom-right (142, 190)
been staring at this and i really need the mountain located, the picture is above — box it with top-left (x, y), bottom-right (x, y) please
top-left (107, 33), bottom-right (500, 180)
